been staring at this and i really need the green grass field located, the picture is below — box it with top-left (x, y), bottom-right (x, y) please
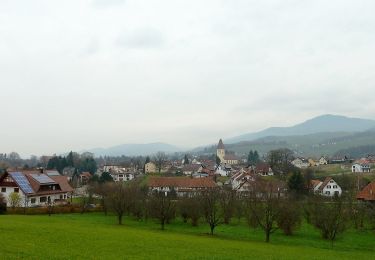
top-left (1, 213), bottom-right (375, 259)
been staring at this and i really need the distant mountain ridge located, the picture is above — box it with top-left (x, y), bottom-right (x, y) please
top-left (227, 114), bottom-right (375, 143)
top-left (85, 142), bottom-right (181, 157)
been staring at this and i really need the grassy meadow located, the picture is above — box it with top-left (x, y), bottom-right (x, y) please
top-left (1, 213), bottom-right (375, 259)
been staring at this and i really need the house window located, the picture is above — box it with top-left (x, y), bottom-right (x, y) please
top-left (40, 197), bottom-right (47, 203)
top-left (14, 188), bottom-right (19, 193)
top-left (325, 191), bottom-right (330, 195)
top-left (327, 185), bottom-right (331, 189)
top-left (60, 195), bottom-right (63, 199)
top-left (31, 198), bottom-right (36, 204)
top-left (1, 187), bottom-right (5, 193)
top-left (333, 185), bottom-right (337, 189)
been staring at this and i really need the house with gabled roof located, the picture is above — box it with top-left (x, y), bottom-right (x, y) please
top-left (319, 157), bottom-right (328, 165)
top-left (356, 181), bottom-right (375, 201)
top-left (352, 163), bottom-right (371, 173)
top-left (229, 168), bottom-right (257, 191)
top-left (291, 157), bottom-right (309, 168)
top-left (311, 177), bottom-right (342, 197)
top-left (254, 163), bottom-right (274, 176)
top-left (0, 170), bottom-right (73, 207)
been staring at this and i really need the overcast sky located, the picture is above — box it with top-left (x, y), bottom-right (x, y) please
top-left (1, 0), bottom-right (375, 157)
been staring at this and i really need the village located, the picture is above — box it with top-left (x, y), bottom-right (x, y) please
top-left (1, 139), bottom-right (375, 209)
top-left (1, 137), bottom-right (375, 258)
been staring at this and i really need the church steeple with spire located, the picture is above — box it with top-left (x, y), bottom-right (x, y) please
top-left (217, 139), bottom-right (225, 162)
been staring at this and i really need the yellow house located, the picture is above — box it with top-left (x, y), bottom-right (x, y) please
top-left (145, 162), bottom-right (157, 173)
top-left (308, 158), bottom-right (319, 167)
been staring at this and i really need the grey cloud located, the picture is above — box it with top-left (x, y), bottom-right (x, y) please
top-left (92, 0), bottom-right (126, 8)
top-left (116, 28), bottom-right (165, 49)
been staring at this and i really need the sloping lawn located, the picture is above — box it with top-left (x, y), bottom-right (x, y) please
top-left (1, 213), bottom-right (374, 259)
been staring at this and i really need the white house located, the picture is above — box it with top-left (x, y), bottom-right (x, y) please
top-left (319, 157), bottom-right (328, 165)
top-left (215, 164), bottom-right (232, 177)
top-left (0, 171), bottom-right (73, 207)
top-left (352, 163), bottom-right (371, 173)
top-left (230, 169), bottom-right (256, 191)
top-left (291, 158), bottom-right (309, 168)
top-left (110, 172), bottom-right (135, 182)
top-left (311, 177), bottom-right (342, 197)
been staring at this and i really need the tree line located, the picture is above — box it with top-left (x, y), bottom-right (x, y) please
top-left (85, 180), bottom-right (375, 245)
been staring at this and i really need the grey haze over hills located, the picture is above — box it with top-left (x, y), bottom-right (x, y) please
top-left (226, 115), bottom-right (375, 144)
top-left (85, 143), bottom-right (181, 157)
top-left (83, 115), bottom-right (375, 157)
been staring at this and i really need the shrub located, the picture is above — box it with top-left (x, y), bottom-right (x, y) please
top-left (0, 193), bottom-right (6, 214)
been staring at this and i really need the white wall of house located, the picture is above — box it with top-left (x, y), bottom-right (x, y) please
top-left (321, 180), bottom-right (342, 197)
top-left (314, 179), bottom-right (342, 197)
top-left (0, 186), bottom-right (69, 207)
top-left (292, 158), bottom-right (309, 168)
top-left (0, 186), bottom-right (26, 207)
top-left (352, 164), bottom-right (371, 173)
top-left (111, 173), bottom-right (135, 182)
top-left (319, 157), bottom-right (328, 165)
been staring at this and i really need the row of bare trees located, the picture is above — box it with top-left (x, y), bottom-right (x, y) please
top-left (88, 181), bottom-right (375, 244)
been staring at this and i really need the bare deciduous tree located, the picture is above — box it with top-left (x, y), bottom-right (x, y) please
top-left (154, 152), bottom-right (167, 174)
top-left (246, 181), bottom-right (281, 242)
top-left (0, 193), bottom-right (6, 214)
top-left (277, 197), bottom-right (302, 235)
top-left (219, 187), bottom-right (236, 224)
top-left (149, 191), bottom-right (175, 230)
top-left (106, 182), bottom-right (132, 225)
top-left (200, 189), bottom-right (221, 235)
top-left (178, 195), bottom-right (202, 226)
top-left (305, 195), bottom-right (349, 246)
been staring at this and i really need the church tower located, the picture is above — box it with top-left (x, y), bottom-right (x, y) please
top-left (216, 139), bottom-right (225, 163)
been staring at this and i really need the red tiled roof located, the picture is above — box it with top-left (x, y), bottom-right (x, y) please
top-left (310, 180), bottom-right (321, 189)
top-left (224, 154), bottom-right (239, 161)
top-left (255, 163), bottom-right (271, 173)
top-left (148, 177), bottom-right (216, 188)
top-left (357, 181), bottom-right (375, 201)
top-left (182, 164), bottom-right (201, 172)
top-left (5, 171), bottom-right (73, 196)
top-left (318, 177), bottom-right (332, 191)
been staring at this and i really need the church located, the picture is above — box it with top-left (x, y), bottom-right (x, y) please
top-left (216, 139), bottom-right (240, 165)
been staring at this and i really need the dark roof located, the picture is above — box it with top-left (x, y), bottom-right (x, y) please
top-left (1, 171), bottom-right (73, 196)
top-left (357, 181), bottom-right (375, 201)
top-left (318, 177), bottom-right (333, 191)
top-left (310, 180), bottom-right (322, 189)
top-left (255, 163), bottom-right (271, 173)
top-left (217, 139), bottom-right (225, 149)
top-left (182, 164), bottom-right (201, 172)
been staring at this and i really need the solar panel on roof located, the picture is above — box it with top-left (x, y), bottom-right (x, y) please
top-left (10, 172), bottom-right (34, 194)
top-left (30, 173), bottom-right (56, 184)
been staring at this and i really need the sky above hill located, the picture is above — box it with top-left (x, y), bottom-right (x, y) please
top-left (1, 0), bottom-right (375, 156)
